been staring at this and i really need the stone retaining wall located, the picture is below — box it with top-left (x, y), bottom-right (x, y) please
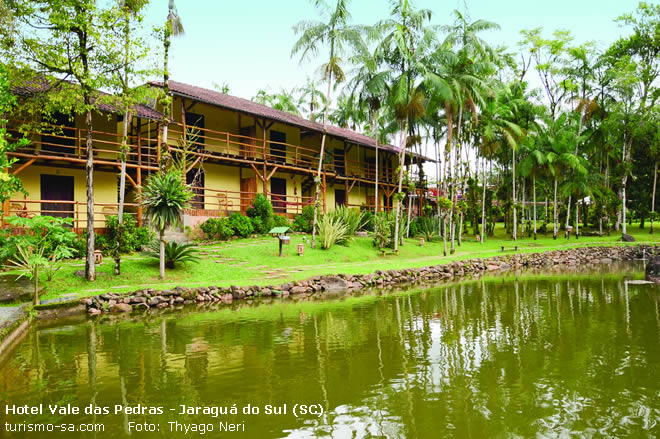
top-left (82, 245), bottom-right (659, 315)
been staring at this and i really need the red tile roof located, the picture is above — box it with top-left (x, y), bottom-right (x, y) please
top-left (149, 80), bottom-right (433, 162)
top-left (12, 78), bottom-right (163, 121)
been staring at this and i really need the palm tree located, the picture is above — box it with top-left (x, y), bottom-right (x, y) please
top-left (292, 0), bottom-right (362, 249)
top-left (518, 137), bottom-right (546, 239)
top-left (478, 86), bottom-right (522, 240)
top-left (140, 170), bottom-right (193, 280)
top-left (347, 43), bottom-right (389, 216)
top-left (298, 77), bottom-right (327, 122)
top-left (439, 10), bottom-right (498, 251)
top-left (162, 0), bottom-right (184, 169)
top-left (374, 0), bottom-right (456, 252)
top-left (115, 0), bottom-right (148, 276)
top-left (330, 93), bottom-right (364, 130)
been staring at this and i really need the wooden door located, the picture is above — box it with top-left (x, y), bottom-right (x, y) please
top-left (41, 174), bottom-right (74, 219)
top-left (239, 125), bottom-right (257, 158)
top-left (271, 177), bottom-right (287, 214)
top-left (240, 176), bottom-right (257, 214)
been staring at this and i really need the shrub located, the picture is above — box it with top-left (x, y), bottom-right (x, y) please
top-left (293, 204), bottom-right (314, 233)
top-left (104, 214), bottom-right (153, 254)
top-left (148, 241), bottom-right (200, 269)
top-left (317, 215), bottom-right (349, 250)
top-left (373, 212), bottom-right (394, 249)
top-left (329, 206), bottom-right (365, 239)
top-left (3, 216), bottom-right (79, 262)
top-left (184, 224), bottom-right (206, 242)
top-left (250, 217), bottom-right (264, 234)
top-left (246, 194), bottom-right (274, 234)
top-left (229, 212), bottom-right (253, 238)
top-left (200, 217), bottom-right (233, 241)
top-left (360, 211), bottom-right (375, 232)
top-left (273, 214), bottom-right (291, 229)
top-left (417, 216), bottom-right (440, 241)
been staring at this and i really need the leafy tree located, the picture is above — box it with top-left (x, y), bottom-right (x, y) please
top-left (113, 0), bottom-right (154, 276)
top-left (0, 64), bottom-right (27, 205)
top-left (7, 0), bottom-right (129, 281)
top-left (292, 0), bottom-right (362, 249)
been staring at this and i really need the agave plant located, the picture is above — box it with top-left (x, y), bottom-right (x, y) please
top-left (317, 215), bottom-right (349, 250)
top-left (329, 206), bottom-right (366, 241)
top-left (417, 217), bottom-right (440, 242)
top-left (148, 241), bottom-right (200, 269)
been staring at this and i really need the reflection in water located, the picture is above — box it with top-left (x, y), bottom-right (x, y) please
top-left (1, 269), bottom-right (659, 438)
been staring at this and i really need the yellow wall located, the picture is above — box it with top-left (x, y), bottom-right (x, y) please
top-left (10, 165), bottom-right (118, 228)
top-left (202, 163), bottom-right (241, 211)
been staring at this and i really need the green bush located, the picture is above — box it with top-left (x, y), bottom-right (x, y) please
top-left (360, 211), bottom-right (375, 232)
top-left (148, 241), bottom-right (200, 269)
top-left (373, 212), bottom-right (395, 249)
top-left (317, 215), bottom-right (349, 250)
top-left (417, 216), bottom-right (440, 241)
top-left (2, 216), bottom-right (80, 264)
top-left (250, 217), bottom-right (264, 234)
top-left (200, 217), bottom-right (233, 241)
top-left (273, 214), bottom-right (291, 229)
top-left (293, 205), bottom-right (314, 233)
top-left (229, 212), bottom-right (253, 238)
top-left (246, 194), bottom-right (274, 234)
top-left (104, 214), bottom-right (153, 254)
top-left (328, 206), bottom-right (365, 239)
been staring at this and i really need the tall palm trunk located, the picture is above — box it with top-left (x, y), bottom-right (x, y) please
top-left (521, 178), bottom-right (525, 238)
top-left (532, 174), bottom-right (537, 240)
top-left (373, 115), bottom-right (379, 216)
top-left (650, 159), bottom-right (657, 234)
top-left (159, 229), bottom-right (165, 280)
top-left (553, 177), bottom-right (558, 239)
top-left (311, 51), bottom-right (335, 249)
top-left (575, 201), bottom-right (579, 239)
top-left (480, 158), bottom-right (486, 244)
top-left (84, 104), bottom-right (96, 281)
top-left (162, 26), bottom-right (172, 171)
top-left (565, 194), bottom-right (572, 238)
top-left (393, 119), bottom-right (409, 253)
top-left (511, 146), bottom-right (517, 240)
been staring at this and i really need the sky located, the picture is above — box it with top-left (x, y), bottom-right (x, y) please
top-left (140, 0), bottom-right (641, 100)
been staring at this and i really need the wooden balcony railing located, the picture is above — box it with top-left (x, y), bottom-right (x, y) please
top-left (7, 120), bottom-right (160, 168)
top-left (5, 199), bottom-right (139, 230)
top-left (7, 119), bottom-right (424, 188)
top-left (185, 186), bottom-right (315, 217)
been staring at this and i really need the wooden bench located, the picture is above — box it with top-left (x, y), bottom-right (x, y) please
top-left (379, 249), bottom-right (398, 256)
top-left (501, 245), bottom-right (518, 252)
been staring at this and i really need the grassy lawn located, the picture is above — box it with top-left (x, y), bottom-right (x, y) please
top-left (7, 223), bottom-right (659, 300)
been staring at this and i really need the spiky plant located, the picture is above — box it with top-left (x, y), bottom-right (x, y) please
top-left (148, 241), bottom-right (199, 269)
top-left (141, 170), bottom-right (193, 279)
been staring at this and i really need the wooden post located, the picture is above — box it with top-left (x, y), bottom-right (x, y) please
top-left (262, 119), bottom-right (268, 195)
top-left (2, 200), bottom-right (9, 224)
top-left (344, 142), bottom-right (349, 207)
top-left (137, 166), bottom-right (143, 227)
top-left (137, 119), bottom-right (142, 165)
top-left (156, 122), bottom-right (161, 165)
top-left (77, 128), bottom-right (82, 157)
top-left (322, 172), bottom-right (327, 213)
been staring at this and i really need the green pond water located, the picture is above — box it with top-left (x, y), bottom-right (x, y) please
top-left (1, 264), bottom-right (659, 438)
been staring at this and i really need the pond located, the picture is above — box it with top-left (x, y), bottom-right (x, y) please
top-left (1, 264), bottom-right (658, 438)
